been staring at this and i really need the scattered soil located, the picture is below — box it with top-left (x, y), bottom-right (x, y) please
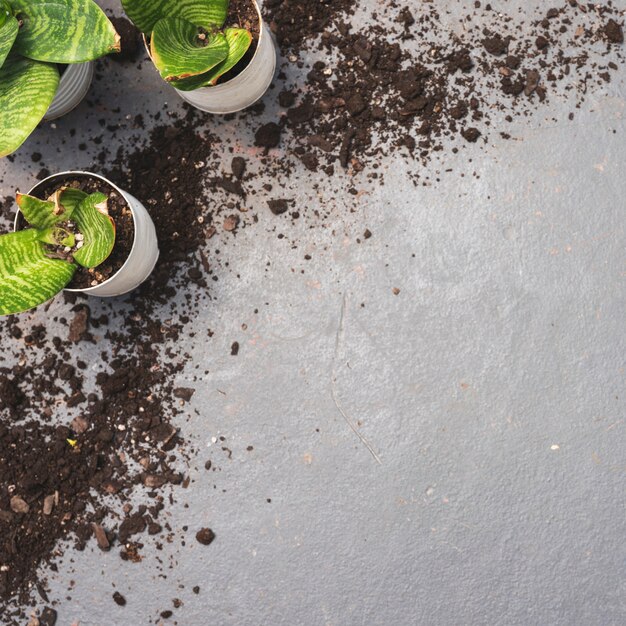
top-left (263, 0), bottom-right (354, 48)
top-left (105, 121), bottom-right (215, 288)
top-left (260, 1), bottom-right (625, 175)
top-left (30, 175), bottom-right (135, 290)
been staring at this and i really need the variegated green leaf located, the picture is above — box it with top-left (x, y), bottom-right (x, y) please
top-left (17, 188), bottom-right (88, 227)
top-left (72, 192), bottom-right (115, 268)
top-left (56, 187), bottom-right (87, 218)
top-left (12, 0), bottom-right (120, 63)
top-left (171, 27), bottom-right (251, 90)
top-left (151, 17), bottom-right (228, 82)
top-left (16, 193), bottom-right (58, 229)
top-left (0, 7), bottom-right (18, 70)
top-left (0, 0), bottom-right (11, 27)
top-left (0, 229), bottom-right (75, 316)
top-left (122, 0), bottom-right (228, 34)
top-left (0, 57), bottom-right (59, 158)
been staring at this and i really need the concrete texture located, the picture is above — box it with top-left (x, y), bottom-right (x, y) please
top-left (0, 1), bottom-right (624, 625)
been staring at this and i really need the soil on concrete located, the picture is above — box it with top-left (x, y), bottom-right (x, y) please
top-left (260, 1), bottom-right (624, 176)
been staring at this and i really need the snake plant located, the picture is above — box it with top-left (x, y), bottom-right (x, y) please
top-left (121, 0), bottom-right (253, 91)
top-left (0, 187), bottom-right (116, 315)
top-left (0, 0), bottom-right (120, 158)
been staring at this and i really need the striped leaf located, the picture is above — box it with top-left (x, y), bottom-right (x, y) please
top-left (16, 188), bottom-right (86, 228)
top-left (171, 27), bottom-right (251, 90)
top-left (0, 57), bottom-right (59, 158)
top-left (0, 229), bottom-right (76, 316)
top-left (122, 0), bottom-right (228, 34)
top-left (12, 0), bottom-right (120, 63)
top-left (16, 193), bottom-right (59, 229)
top-left (72, 192), bottom-right (116, 268)
top-left (56, 187), bottom-right (88, 219)
top-left (0, 9), bottom-right (18, 70)
top-left (151, 17), bottom-right (228, 82)
top-left (0, 0), bottom-right (11, 27)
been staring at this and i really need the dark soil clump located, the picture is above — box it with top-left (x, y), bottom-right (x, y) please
top-left (604, 19), bottom-right (624, 44)
top-left (254, 122), bottom-right (281, 149)
top-left (195, 528), bottom-right (216, 545)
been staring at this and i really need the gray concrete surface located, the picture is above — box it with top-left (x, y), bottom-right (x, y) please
top-left (1, 1), bottom-right (625, 624)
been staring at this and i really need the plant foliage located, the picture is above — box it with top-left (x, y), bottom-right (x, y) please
top-left (0, 0), bottom-right (120, 158)
top-left (0, 187), bottom-right (116, 315)
top-left (122, 0), bottom-right (253, 90)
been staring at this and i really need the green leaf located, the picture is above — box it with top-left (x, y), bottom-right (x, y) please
top-left (0, 57), bottom-right (59, 158)
top-left (72, 192), bottom-right (116, 268)
top-left (151, 17), bottom-right (228, 82)
top-left (11, 0), bottom-right (120, 63)
top-left (0, 12), bottom-right (18, 70)
top-left (172, 27), bottom-right (251, 89)
top-left (122, 0), bottom-right (228, 34)
top-left (0, 228), bottom-right (76, 316)
top-left (16, 193), bottom-right (58, 229)
top-left (57, 187), bottom-right (88, 218)
top-left (17, 188), bottom-right (88, 227)
top-left (0, 0), bottom-right (11, 28)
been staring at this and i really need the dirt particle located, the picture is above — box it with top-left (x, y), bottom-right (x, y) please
top-left (195, 528), bottom-right (216, 545)
top-left (483, 34), bottom-right (508, 55)
top-left (461, 128), bottom-right (481, 143)
top-left (112, 591), bottom-right (126, 606)
top-left (267, 199), bottom-right (290, 215)
top-left (39, 608), bottom-right (57, 626)
top-left (605, 19), bottom-right (624, 44)
top-left (231, 156), bottom-right (247, 179)
top-left (254, 123), bottom-right (281, 149)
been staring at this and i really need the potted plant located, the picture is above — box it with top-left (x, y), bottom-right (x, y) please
top-left (0, 171), bottom-right (159, 315)
top-left (121, 0), bottom-right (276, 114)
top-left (0, 0), bottom-right (120, 158)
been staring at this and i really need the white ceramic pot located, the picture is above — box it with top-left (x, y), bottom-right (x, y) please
top-left (147, 1), bottom-right (277, 114)
top-left (15, 171), bottom-right (159, 297)
top-left (44, 63), bottom-right (94, 121)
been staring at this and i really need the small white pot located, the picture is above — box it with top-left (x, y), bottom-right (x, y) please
top-left (147, 1), bottom-right (277, 114)
top-left (15, 171), bottom-right (159, 297)
top-left (44, 62), bottom-right (94, 121)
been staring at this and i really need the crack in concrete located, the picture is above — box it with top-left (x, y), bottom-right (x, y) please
top-left (331, 293), bottom-right (382, 465)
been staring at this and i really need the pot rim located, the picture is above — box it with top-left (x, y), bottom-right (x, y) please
top-left (142, 0), bottom-right (264, 90)
top-left (14, 170), bottom-right (140, 294)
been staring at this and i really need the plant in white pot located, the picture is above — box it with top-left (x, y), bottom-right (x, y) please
top-left (122, 0), bottom-right (276, 114)
top-left (0, 0), bottom-right (120, 158)
top-left (1, 171), bottom-right (159, 315)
